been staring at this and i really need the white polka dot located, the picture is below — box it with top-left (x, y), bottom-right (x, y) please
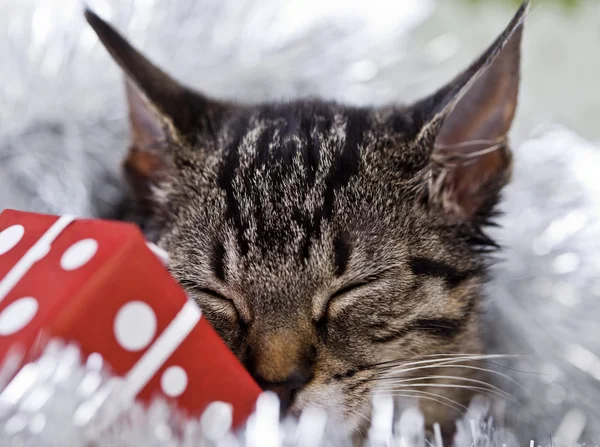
top-left (60, 239), bottom-right (98, 271)
top-left (160, 365), bottom-right (188, 397)
top-left (0, 297), bottom-right (39, 336)
top-left (113, 301), bottom-right (157, 351)
top-left (0, 225), bottom-right (25, 256)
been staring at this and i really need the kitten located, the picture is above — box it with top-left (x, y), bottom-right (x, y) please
top-left (86, 2), bottom-right (527, 439)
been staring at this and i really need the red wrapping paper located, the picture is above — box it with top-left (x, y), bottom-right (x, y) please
top-left (0, 209), bottom-right (260, 427)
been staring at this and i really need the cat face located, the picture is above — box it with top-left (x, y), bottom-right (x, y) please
top-left (155, 103), bottom-right (492, 432)
top-left (87, 2), bottom-right (526, 436)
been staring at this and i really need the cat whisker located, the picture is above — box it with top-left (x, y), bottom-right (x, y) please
top-left (377, 362), bottom-right (526, 396)
top-left (378, 359), bottom-right (523, 378)
top-left (415, 353), bottom-right (543, 375)
top-left (419, 366), bottom-right (554, 437)
top-left (376, 383), bottom-right (518, 404)
top-left (375, 376), bottom-right (517, 403)
top-left (372, 353), bottom-right (522, 372)
top-left (367, 356), bottom-right (532, 402)
top-left (374, 391), bottom-right (466, 416)
top-left (375, 374), bottom-right (512, 401)
top-left (418, 353), bottom-right (519, 359)
top-left (376, 363), bottom-right (552, 416)
top-left (374, 352), bottom-right (520, 366)
top-left (382, 389), bottom-right (471, 415)
top-left (476, 360), bottom-right (546, 376)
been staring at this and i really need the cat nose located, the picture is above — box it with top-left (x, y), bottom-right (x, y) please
top-left (255, 370), bottom-right (313, 414)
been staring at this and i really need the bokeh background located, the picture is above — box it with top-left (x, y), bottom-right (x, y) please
top-left (1, 0), bottom-right (599, 443)
top-left (1, 0), bottom-right (599, 216)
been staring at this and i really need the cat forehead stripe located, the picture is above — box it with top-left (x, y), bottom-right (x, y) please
top-left (217, 106), bottom-right (366, 260)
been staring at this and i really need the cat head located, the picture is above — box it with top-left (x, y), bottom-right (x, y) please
top-left (87, 2), bottom-right (526, 435)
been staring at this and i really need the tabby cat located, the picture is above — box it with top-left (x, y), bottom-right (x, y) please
top-left (86, 1), bottom-right (527, 438)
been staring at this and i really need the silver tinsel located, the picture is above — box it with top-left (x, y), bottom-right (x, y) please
top-left (1, 0), bottom-right (600, 443)
top-left (0, 343), bottom-right (540, 447)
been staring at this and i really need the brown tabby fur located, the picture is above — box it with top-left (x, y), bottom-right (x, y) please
top-left (85, 2), bottom-right (528, 438)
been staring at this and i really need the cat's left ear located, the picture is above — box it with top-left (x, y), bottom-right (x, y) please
top-left (85, 9), bottom-right (229, 220)
top-left (408, 2), bottom-right (527, 222)
top-left (85, 8), bottom-right (228, 143)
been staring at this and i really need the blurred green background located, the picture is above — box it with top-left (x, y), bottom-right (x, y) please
top-left (401, 0), bottom-right (600, 142)
top-left (467, 0), bottom-right (580, 8)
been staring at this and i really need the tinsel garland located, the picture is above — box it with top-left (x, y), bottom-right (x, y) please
top-left (1, 0), bottom-right (600, 443)
top-left (0, 342), bottom-right (523, 447)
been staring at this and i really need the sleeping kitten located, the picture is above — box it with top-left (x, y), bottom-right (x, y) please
top-left (86, 2), bottom-right (527, 438)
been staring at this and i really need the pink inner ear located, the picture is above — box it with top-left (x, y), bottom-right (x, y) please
top-left (440, 147), bottom-right (512, 220)
top-left (125, 80), bottom-right (166, 149)
top-left (436, 20), bottom-right (521, 150)
top-left (432, 22), bottom-right (522, 219)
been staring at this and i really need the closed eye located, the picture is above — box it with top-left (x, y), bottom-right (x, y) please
top-left (330, 271), bottom-right (387, 301)
top-left (195, 288), bottom-right (244, 322)
top-left (179, 280), bottom-right (233, 303)
top-left (194, 287), bottom-right (232, 302)
top-left (322, 274), bottom-right (385, 318)
top-left (316, 278), bottom-right (380, 340)
top-left (180, 280), bottom-right (247, 325)
top-left (328, 281), bottom-right (370, 302)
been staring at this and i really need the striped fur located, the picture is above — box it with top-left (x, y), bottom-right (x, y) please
top-left (86, 2), bottom-right (528, 440)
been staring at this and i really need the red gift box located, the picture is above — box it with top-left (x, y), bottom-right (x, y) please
top-left (0, 209), bottom-right (260, 427)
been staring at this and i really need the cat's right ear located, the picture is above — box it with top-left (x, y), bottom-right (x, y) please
top-left (402, 2), bottom-right (527, 223)
top-left (85, 9), bottom-right (227, 209)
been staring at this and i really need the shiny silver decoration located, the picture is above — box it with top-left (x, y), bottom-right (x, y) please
top-left (0, 343), bottom-right (531, 446)
top-left (486, 125), bottom-right (600, 442)
top-left (1, 0), bottom-right (600, 443)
